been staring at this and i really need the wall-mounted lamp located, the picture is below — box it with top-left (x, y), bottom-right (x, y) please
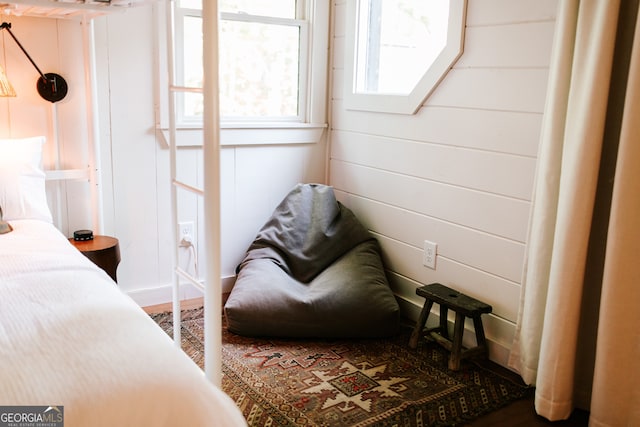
top-left (0, 22), bottom-right (68, 103)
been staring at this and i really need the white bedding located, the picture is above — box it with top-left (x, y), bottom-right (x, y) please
top-left (0, 220), bottom-right (246, 426)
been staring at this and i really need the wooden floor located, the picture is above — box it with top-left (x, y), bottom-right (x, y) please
top-left (468, 395), bottom-right (589, 426)
top-left (466, 360), bottom-right (589, 426)
top-left (142, 297), bottom-right (206, 314)
top-left (142, 298), bottom-right (589, 426)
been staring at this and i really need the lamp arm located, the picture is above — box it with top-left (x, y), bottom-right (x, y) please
top-left (0, 21), bottom-right (67, 103)
top-left (0, 22), bottom-right (48, 82)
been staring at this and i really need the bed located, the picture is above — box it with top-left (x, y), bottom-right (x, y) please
top-left (0, 137), bottom-right (246, 426)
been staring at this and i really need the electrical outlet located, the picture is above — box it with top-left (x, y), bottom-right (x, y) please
top-left (178, 221), bottom-right (194, 247)
top-left (423, 240), bottom-right (437, 269)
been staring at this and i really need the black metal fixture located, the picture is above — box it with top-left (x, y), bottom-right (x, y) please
top-left (0, 22), bottom-right (68, 103)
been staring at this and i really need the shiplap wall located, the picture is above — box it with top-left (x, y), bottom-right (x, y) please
top-left (330, 0), bottom-right (558, 366)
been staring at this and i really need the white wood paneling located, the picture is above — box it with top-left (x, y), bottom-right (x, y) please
top-left (427, 68), bottom-right (550, 113)
top-left (331, 104), bottom-right (543, 157)
top-left (330, 0), bottom-right (558, 367)
top-left (333, 2), bottom-right (346, 38)
top-left (97, 6), bottom-right (162, 292)
top-left (334, 192), bottom-right (526, 283)
top-left (93, 15), bottom-right (115, 235)
top-left (466, 0), bottom-right (557, 26)
top-left (230, 143), bottom-right (327, 268)
top-left (54, 19), bottom-right (93, 234)
top-left (331, 160), bottom-right (531, 242)
top-left (377, 237), bottom-right (520, 322)
top-left (457, 22), bottom-right (555, 68)
top-left (332, 35), bottom-right (345, 70)
top-left (331, 131), bottom-right (536, 200)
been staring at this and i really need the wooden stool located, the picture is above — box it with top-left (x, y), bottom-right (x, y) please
top-left (409, 283), bottom-right (492, 370)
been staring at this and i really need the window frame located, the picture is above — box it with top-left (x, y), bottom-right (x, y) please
top-left (156, 0), bottom-right (328, 147)
top-left (343, 0), bottom-right (467, 115)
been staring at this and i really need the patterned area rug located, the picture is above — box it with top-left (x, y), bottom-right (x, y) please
top-left (151, 308), bottom-right (531, 426)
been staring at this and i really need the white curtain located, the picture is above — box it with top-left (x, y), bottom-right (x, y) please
top-left (508, 0), bottom-right (640, 424)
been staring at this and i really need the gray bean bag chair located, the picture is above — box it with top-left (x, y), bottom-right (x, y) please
top-left (224, 183), bottom-right (400, 338)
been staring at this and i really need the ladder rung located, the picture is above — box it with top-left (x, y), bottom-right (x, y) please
top-left (170, 85), bottom-right (203, 94)
top-left (172, 179), bottom-right (205, 196)
top-left (175, 266), bottom-right (205, 291)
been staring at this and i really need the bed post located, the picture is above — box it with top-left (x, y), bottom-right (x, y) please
top-left (82, 16), bottom-right (104, 234)
top-left (202, 0), bottom-right (222, 387)
top-left (166, 0), bottom-right (182, 350)
top-left (166, 0), bottom-right (222, 386)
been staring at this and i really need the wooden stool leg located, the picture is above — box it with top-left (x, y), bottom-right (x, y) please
top-left (448, 312), bottom-right (466, 370)
top-left (439, 304), bottom-right (449, 339)
top-left (409, 300), bottom-right (434, 349)
top-left (472, 315), bottom-right (489, 357)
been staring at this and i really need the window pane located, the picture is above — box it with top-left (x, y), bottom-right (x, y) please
top-left (183, 92), bottom-right (204, 120)
top-left (176, 4), bottom-right (303, 121)
top-left (220, 0), bottom-right (296, 19)
top-left (355, 0), bottom-right (449, 95)
top-left (183, 16), bottom-right (203, 88)
top-left (220, 21), bottom-right (300, 118)
top-left (181, 16), bottom-right (203, 120)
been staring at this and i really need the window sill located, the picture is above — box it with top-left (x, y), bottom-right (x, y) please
top-left (158, 122), bottom-right (327, 148)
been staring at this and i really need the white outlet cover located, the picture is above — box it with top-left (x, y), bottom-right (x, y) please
top-left (423, 240), bottom-right (437, 269)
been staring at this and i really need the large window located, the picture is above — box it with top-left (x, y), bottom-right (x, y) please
top-left (173, 0), bottom-right (312, 124)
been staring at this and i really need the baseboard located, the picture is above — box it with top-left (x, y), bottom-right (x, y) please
top-left (127, 275), bottom-right (237, 308)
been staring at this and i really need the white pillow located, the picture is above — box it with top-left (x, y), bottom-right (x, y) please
top-left (0, 136), bottom-right (53, 223)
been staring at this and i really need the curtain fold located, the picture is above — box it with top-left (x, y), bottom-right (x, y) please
top-left (508, 0), bottom-right (640, 423)
top-left (507, 0), bottom-right (578, 386)
top-left (589, 8), bottom-right (640, 426)
top-left (534, 1), bottom-right (619, 419)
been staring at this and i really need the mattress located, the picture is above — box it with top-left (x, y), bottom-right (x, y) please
top-left (0, 219), bottom-right (246, 426)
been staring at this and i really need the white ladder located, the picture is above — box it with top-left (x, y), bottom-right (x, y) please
top-left (165, 0), bottom-right (223, 386)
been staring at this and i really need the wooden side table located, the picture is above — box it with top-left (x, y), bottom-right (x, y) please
top-left (69, 235), bottom-right (121, 283)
